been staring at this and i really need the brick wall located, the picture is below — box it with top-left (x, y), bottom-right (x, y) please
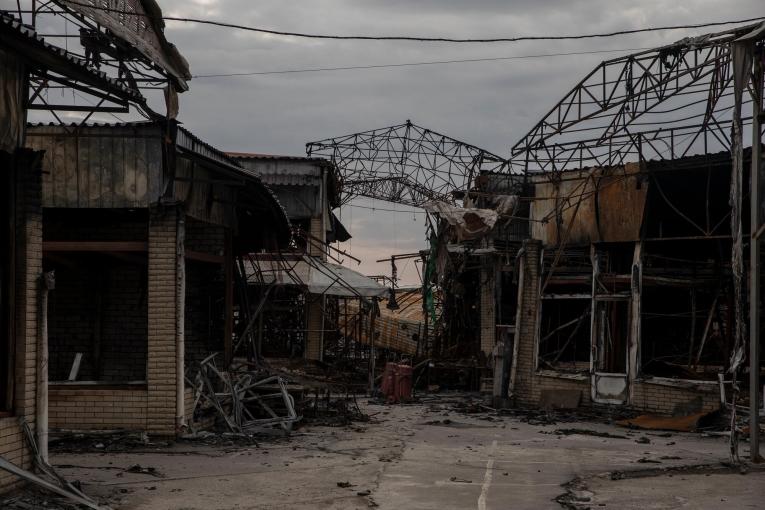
top-left (631, 380), bottom-right (719, 415)
top-left (512, 240), bottom-right (543, 404)
top-left (146, 206), bottom-right (180, 436)
top-left (48, 386), bottom-right (147, 430)
top-left (0, 153), bottom-right (42, 493)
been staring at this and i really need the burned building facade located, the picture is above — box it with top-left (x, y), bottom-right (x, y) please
top-left (499, 154), bottom-right (760, 414)
top-left (22, 122), bottom-right (289, 436)
top-left (229, 153), bottom-right (352, 361)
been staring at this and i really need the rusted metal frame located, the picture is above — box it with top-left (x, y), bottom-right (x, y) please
top-left (516, 58), bottom-right (629, 152)
top-left (705, 113), bottom-right (733, 151)
top-left (515, 44), bottom-right (728, 154)
top-left (196, 360), bottom-right (237, 432)
top-left (598, 50), bottom-right (730, 144)
top-left (308, 121), bottom-right (509, 207)
top-left (44, 1), bottom-right (176, 87)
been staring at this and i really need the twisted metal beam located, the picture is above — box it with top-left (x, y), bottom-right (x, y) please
top-left (307, 120), bottom-right (512, 207)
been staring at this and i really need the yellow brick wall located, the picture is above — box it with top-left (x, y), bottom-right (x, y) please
top-left (1, 153), bottom-right (42, 493)
top-left (631, 380), bottom-right (719, 415)
top-left (49, 387), bottom-right (147, 430)
top-left (146, 206), bottom-right (180, 436)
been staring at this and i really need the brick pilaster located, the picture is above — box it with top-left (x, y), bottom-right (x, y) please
top-left (512, 240), bottom-right (541, 403)
top-left (147, 206), bottom-right (179, 436)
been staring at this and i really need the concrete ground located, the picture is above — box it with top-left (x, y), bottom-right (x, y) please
top-left (34, 397), bottom-right (765, 509)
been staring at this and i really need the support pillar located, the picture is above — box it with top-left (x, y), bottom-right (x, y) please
top-left (147, 206), bottom-right (180, 436)
top-left (750, 47), bottom-right (763, 462)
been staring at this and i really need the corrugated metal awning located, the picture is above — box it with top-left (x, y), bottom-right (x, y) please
top-left (249, 256), bottom-right (386, 298)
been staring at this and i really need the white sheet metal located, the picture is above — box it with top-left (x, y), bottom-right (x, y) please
top-left (250, 256), bottom-right (386, 298)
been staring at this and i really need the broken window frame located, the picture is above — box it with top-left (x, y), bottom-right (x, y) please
top-left (589, 243), bottom-right (637, 404)
top-left (535, 294), bottom-right (592, 375)
top-left (534, 247), bottom-right (594, 377)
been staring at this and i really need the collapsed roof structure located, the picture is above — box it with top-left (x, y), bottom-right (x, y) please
top-left (306, 21), bottom-right (764, 461)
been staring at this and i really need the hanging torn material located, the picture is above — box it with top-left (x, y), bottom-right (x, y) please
top-left (423, 200), bottom-right (498, 241)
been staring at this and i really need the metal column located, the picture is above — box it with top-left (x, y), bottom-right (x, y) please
top-left (750, 46), bottom-right (763, 463)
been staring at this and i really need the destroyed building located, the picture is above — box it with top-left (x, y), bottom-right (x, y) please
top-left (486, 155), bottom-right (755, 413)
top-left (477, 25), bottom-right (764, 429)
top-left (305, 22), bottom-right (763, 442)
top-left (23, 122), bottom-right (290, 436)
top-left (0, 0), bottom-right (201, 493)
top-left (229, 153), bottom-right (408, 372)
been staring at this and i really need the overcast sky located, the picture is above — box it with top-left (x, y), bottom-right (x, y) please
top-left (35, 0), bottom-right (765, 284)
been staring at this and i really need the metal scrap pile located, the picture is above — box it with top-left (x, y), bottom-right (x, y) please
top-left (187, 354), bottom-right (299, 434)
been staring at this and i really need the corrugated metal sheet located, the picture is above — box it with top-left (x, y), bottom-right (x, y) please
top-left (342, 290), bottom-right (424, 355)
top-left (248, 256), bottom-right (386, 298)
top-left (27, 123), bottom-right (164, 208)
top-left (231, 154), bottom-right (324, 185)
top-left (530, 162), bottom-right (648, 246)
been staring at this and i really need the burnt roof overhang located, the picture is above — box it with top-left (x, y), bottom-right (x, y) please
top-left (54, 0), bottom-right (191, 91)
top-left (175, 126), bottom-right (292, 248)
top-left (0, 11), bottom-right (144, 105)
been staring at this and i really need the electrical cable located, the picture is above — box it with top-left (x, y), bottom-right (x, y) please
top-left (53, 2), bottom-right (765, 44)
top-left (191, 47), bottom-right (650, 78)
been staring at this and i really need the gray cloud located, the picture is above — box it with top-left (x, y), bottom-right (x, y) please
top-left (76, 0), bottom-right (765, 282)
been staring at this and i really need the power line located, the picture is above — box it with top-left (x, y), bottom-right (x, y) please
top-left (192, 47), bottom-right (650, 78)
top-left (346, 204), bottom-right (427, 214)
top-left (55, 3), bottom-right (764, 43)
top-left (165, 16), bottom-right (765, 42)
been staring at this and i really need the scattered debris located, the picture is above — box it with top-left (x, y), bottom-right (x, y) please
top-left (188, 354), bottom-right (299, 434)
top-left (0, 456), bottom-right (105, 510)
top-left (550, 428), bottom-right (628, 439)
top-left (617, 412), bottom-right (719, 433)
top-left (124, 464), bottom-right (164, 478)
